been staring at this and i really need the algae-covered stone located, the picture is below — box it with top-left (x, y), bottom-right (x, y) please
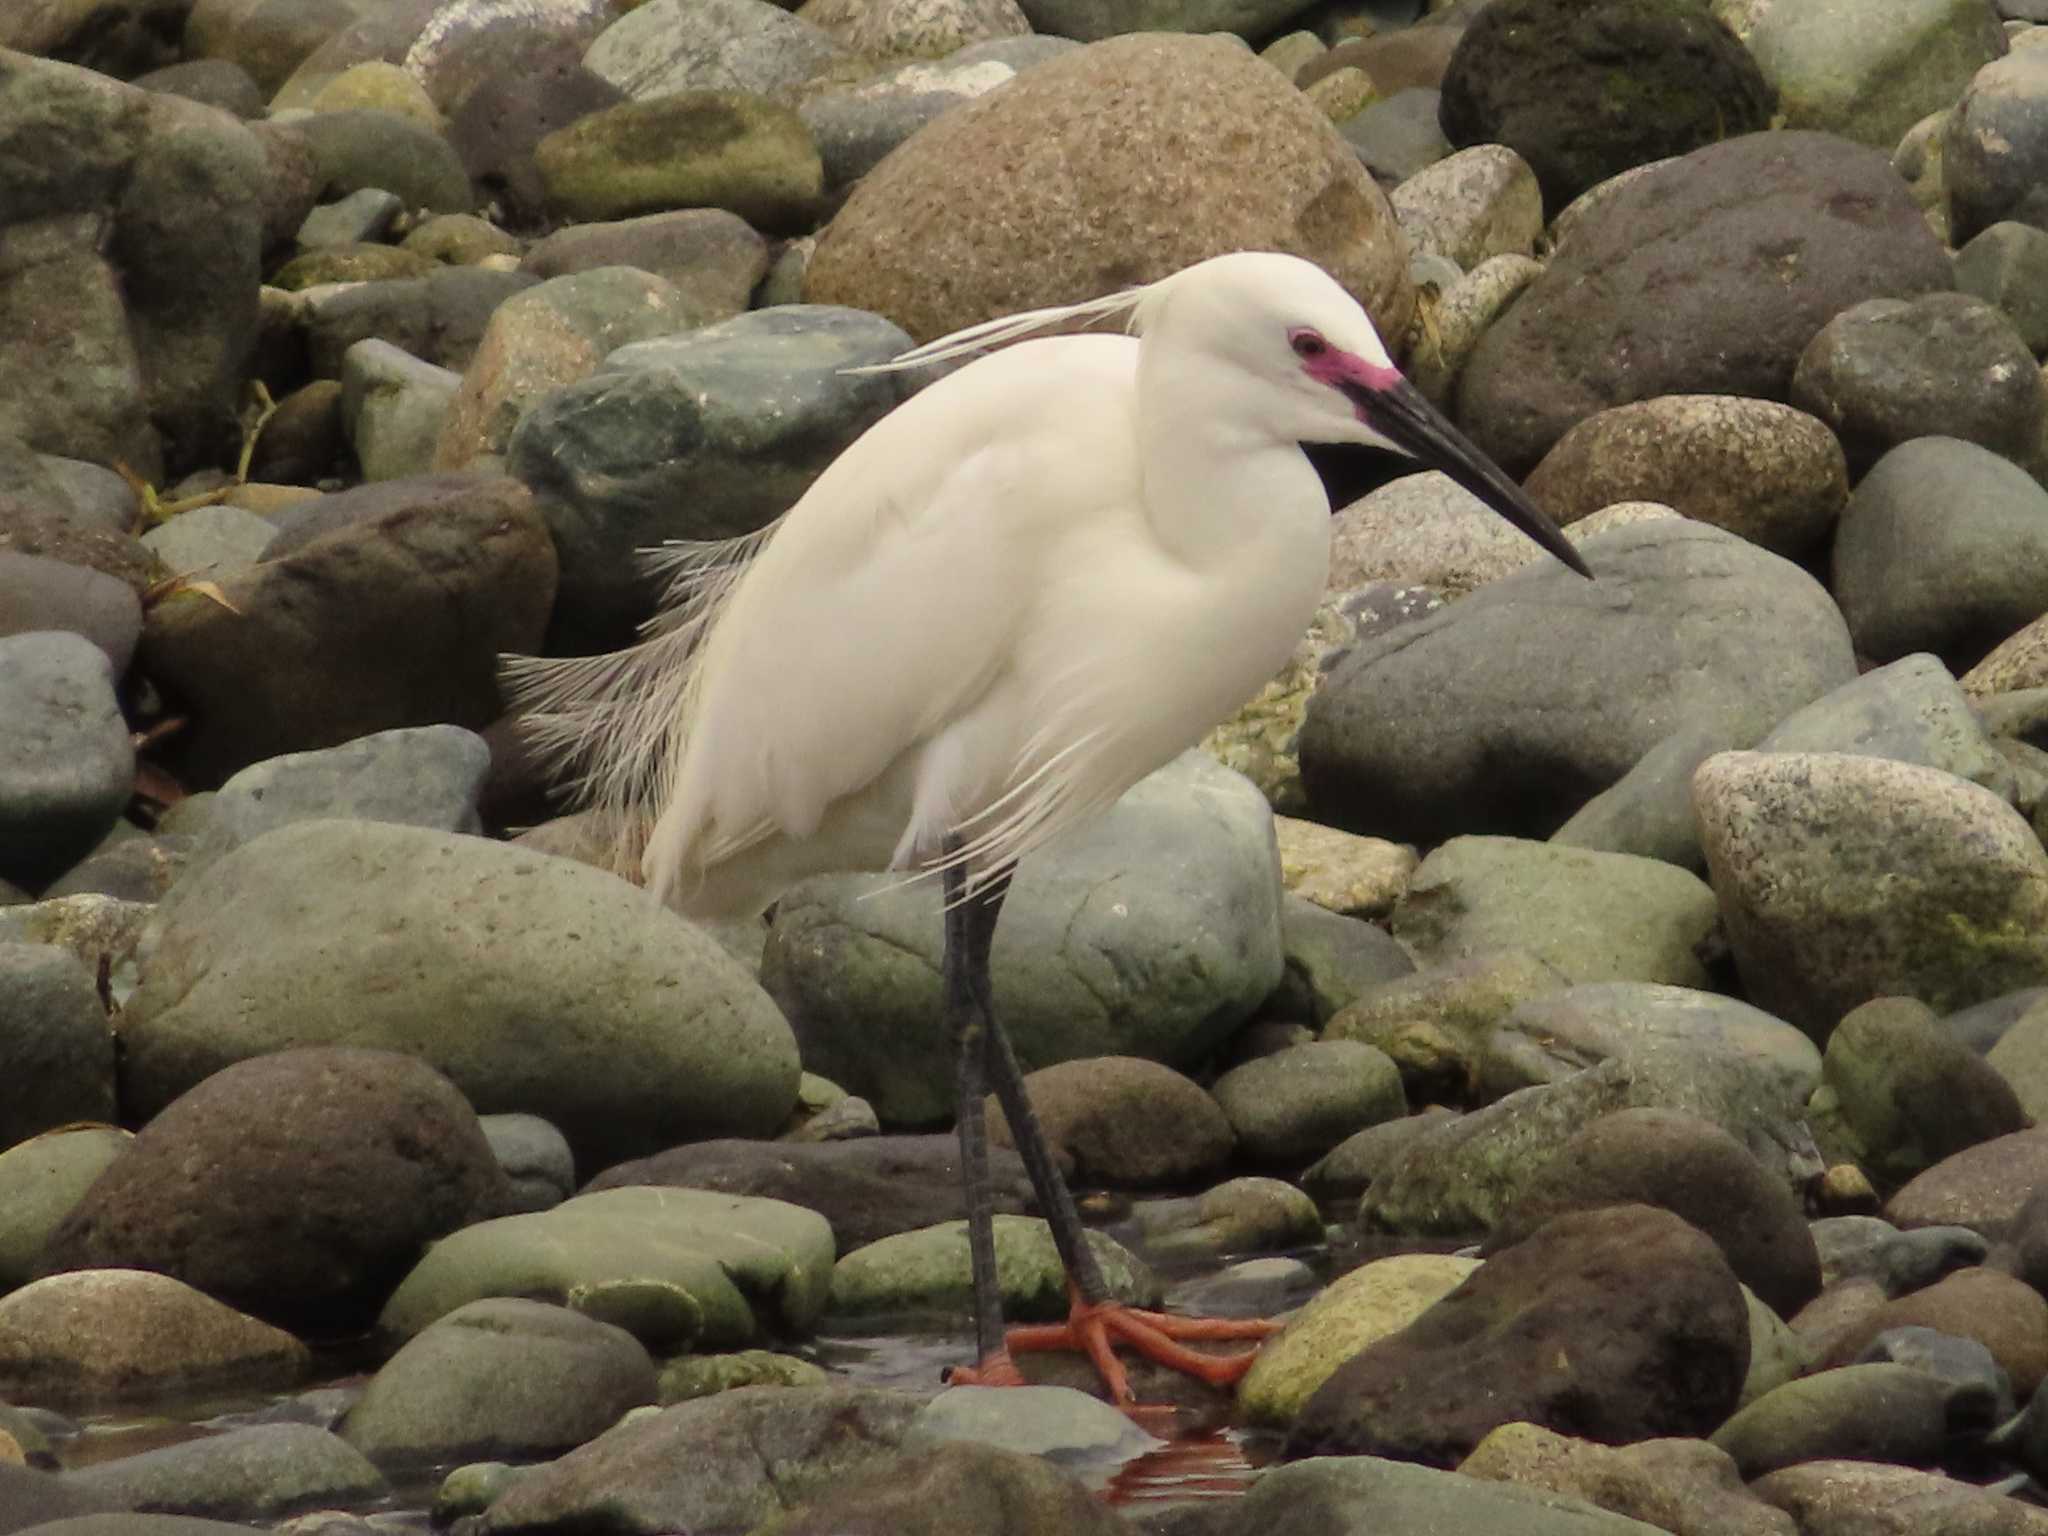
top-left (1239, 1253), bottom-right (1479, 1427)
top-left (828, 1215), bottom-right (1158, 1322)
top-left (380, 1186), bottom-right (835, 1349)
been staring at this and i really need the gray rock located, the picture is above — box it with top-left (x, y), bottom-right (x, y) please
top-left (1742, 0), bottom-right (2007, 149)
top-left (583, 0), bottom-right (849, 101)
top-left (1479, 981), bottom-right (1822, 1109)
top-left (479, 1112), bottom-right (576, 1212)
top-left (1955, 221), bottom-right (2048, 355)
top-left (341, 1298), bottom-right (655, 1468)
top-left (1303, 1106), bottom-right (1459, 1199)
top-left (1301, 519), bottom-right (1856, 846)
top-left (1524, 395), bottom-right (1848, 558)
top-left (1270, 893), bottom-right (1415, 1026)
top-left (471, 1386), bottom-right (917, 1536)
top-left (1210, 1040), bottom-right (1406, 1165)
top-left (761, 752), bottom-right (1282, 1126)
top-left (799, 38), bottom-right (1077, 189)
top-left (759, 1440), bottom-right (1126, 1536)
top-left (300, 266), bottom-right (540, 378)
top-left (1695, 751), bottom-right (2048, 1036)
top-left (1947, 46), bottom-right (2048, 241)
top-left (1712, 1363), bottom-right (1989, 1477)
top-left (61, 1424), bottom-right (387, 1521)
top-left (1751, 1461), bottom-right (2048, 1536)
top-left (0, 943), bottom-right (114, 1147)
top-left (1389, 143), bottom-right (1542, 271)
top-left (1395, 837), bottom-right (1720, 989)
top-left (200, 725), bottom-right (491, 864)
top-left (1229, 1451), bottom-right (1667, 1535)
top-left (1812, 996), bottom-right (2030, 1188)
top-left (293, 108), bottom-right (475, 213)
top-left (1325, 949), bottom-right (1572, 1103)
top-left (339, 339), bottom-right (461, 484)
top-left (1329, 469), bottom-right (1594, 596)
top-left (137, 475), bottom-right (554, 787)
top-left (400, 0), bottom-right (618, 116)
top-left (583, 1134), bottom-right (1034, 1253)
top-left (0, 1463), bottom-right (124, 1530)
top-left (1407, 253), bottom-right (1544, 408)
top-left (297, 186), bottom-right (404, 247)
top-left (1134, 1176), bottom-right (1322, 1261)
top-left (508, 304), bottom-right (917, 649)
top-left (41, 1047), bottom-right (510, 1334)
top-left (382, 1184), bottom-right (834, 1349)
top-left (1833, 437), bottom-right (2048, 671)
top-left (0, 553), bottom-right (142, 675)
top-left (1812, 1215), bottom-right (1988, 1293)
top-left (1551, 715), bottom-right (1754, 870)
top-left (1456, 131), bottom-right (1953, 475)
top-left (1361, 1054), bottom-right (1822, 1236)
top-left (118, 820), bottom-right (799, 1172)
top-left (0, 1124), bottom-right (128, 1290)
top-left (828, 1215), bottom-right (1157, 1321)
top-left (519, 208), bottom-right (768, 307)
top-left (1341, 86), bottom-right (1451, 186)
top-left (435, 266), bottom-right (702, 469)
top-left (1857, 1325), bottom-right (2013, 1421)
top-left (1792, 292), bottom-right (2043, 477)
top-left (0, 632), bottom-right (132, 890)
top-left (139, 504), bottom-right (278, 577)
top-left (905, 1384), bottom-right (1156, 1470)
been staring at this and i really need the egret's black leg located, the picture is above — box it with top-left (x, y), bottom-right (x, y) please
top-left (943, 853), bottom-right (1279, 1406)
top-left (942, 853), bottom-right (1007, 1370)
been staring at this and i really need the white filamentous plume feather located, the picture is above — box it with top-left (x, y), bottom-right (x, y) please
top-left (501, 277), bottom-right (1168, 888)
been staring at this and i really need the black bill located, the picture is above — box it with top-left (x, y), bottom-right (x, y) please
top-left (1344, 376), bottom-right (1593, 579)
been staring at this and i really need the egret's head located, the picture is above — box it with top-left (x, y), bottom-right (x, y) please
top-left (1142, 251), bottom-right (1592, 578)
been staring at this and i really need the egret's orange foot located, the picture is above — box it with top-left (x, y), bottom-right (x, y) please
top-left (997, 1292), bottom-right (1280, 1408)
top-left (944, 1348), bottom-right (1029, 1388)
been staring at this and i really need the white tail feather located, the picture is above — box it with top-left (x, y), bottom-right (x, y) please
top-left (843, 284), bottom-right (1157, 376)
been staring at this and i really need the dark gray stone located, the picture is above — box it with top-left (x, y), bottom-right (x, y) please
top-left (1832, 437), bottom-right (2048, 671)
top-left (1456, 131), bottom-right (1954, 474)
top-left (1340, 87), bottom-right (1451, 186)
top-left (1790, 291), bottom-right (2043, 476)
top-left (0, 631), bottom-right (133, 889)
top-left (1954, 221), bottom-right (2048, 355)
top-left (0, 943), bottom-right (115, 1146)
top-left (1946, 47), bottom-right (2048, 242)
top-left (508, 304), bottom-right (917, 650)
top-left (1300, 519), bottom-right (1855, 846)
top-left (0, 554), bottom-right (142, 674)
top-left (299, 265), bottom-right (540, 378)
top-left (292, 108), bottom-right (475, 213)
top-left (1438, 0), bottom-right (1774, 215)
top-left (59, 1424), bottom-right (387, 1521)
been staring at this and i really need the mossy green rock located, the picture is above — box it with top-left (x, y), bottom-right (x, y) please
top-left (0, 1126), bottom-right (130, 1290)
top-left (1696, 751), bottom-right (2048, 1039)
top-left (659, 1349), bottom-right (827, 1402)
top-left (829, 1216), bottom-right (1159, 1322)
top-left (271, 243), bottom-right (438, 290)
top-left (1239, 1253), bottom-right (1479, 1426)
top-left (536, 92), bottom-right (823, 233)
top-left (380, 1186), bottom-right (835, 1349)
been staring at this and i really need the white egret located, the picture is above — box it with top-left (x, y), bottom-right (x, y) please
top-left (510, 250), bottom-right (1590, 1406)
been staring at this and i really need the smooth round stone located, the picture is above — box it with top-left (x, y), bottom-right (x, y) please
top-left (987, 1056), bottom-right (1234, 1187)
top-left (478, 1112), bottom-right (576, 1212)
top-left (1954, 221), bottom-right (2048, 354)
top-left (340, 1299), bottom-right (657, 1468)
top-left (1133, 1177), bottom-right (1323, 1262)
top-left (1238, 1253), bottom-right (1479, 1426)
top-left (0, 1268), bottom-right (309, 1403)
top-left (658, 1349), bottom-right (827, 1402)
top-left (0, 631), bottom-right (134, 889)
top-left (1695, 751), bottom-right (2048, 1037)
top-left (0, 1125), bottom-right (129, 1290)
top-left (828, 1215), bottom-right (1158, 1323)
top-left (0, 552), bottom-right (142, 673)
top-left (379, 1186), bottom-right (835, 1349)
top-left (1210, 1041), bottom-right (1407, 1165)
top-left (747, 1439), bottom-right (1125, 1536)
top-left (1389, 143), bottom-right (1542, 272)
top-left (906, 1385), bottom-right (1157, 1469)
top-left (1833, 436), bottom-right (2048, 672)
top-left (1711, 1363), bottom-right (1994, 1477)
top-left (1270, 893), bottom-right (1415, 1027)
top-left (1325, 950), bottom-right (1570, 1100)
top-left (0, 942), bottom-right (115, 1146)
top-left (1393, 837), bottom-right (1719, 990)
top-left (61, 1424), bottom-right (388, 1521)
top-left (117, 819), bottom-right (799, 1172)
top-left (1753, 1461), bottom-right (2048, 1536)
top-left (1791, 292), bottom-right (2043, 477)
top-left (583, 0), bottom-right (849, 101)
top-left (1525, 394), bottom-right (1848, 557)
top-left (1946, 46), bottom-right (2048, 240)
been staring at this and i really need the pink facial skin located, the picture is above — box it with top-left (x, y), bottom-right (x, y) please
top-left (1289, 328), bottom-right (1402, 394)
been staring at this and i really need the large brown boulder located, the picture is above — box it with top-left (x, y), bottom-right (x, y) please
top-left (804, 32), bottom-right (1413, 346)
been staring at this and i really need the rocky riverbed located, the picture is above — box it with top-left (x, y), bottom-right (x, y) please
top-left (9, 0), bottom-right (2048, 1533)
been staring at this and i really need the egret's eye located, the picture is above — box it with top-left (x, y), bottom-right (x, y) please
top-left (1291, 331), bottom-right (1329, 360)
